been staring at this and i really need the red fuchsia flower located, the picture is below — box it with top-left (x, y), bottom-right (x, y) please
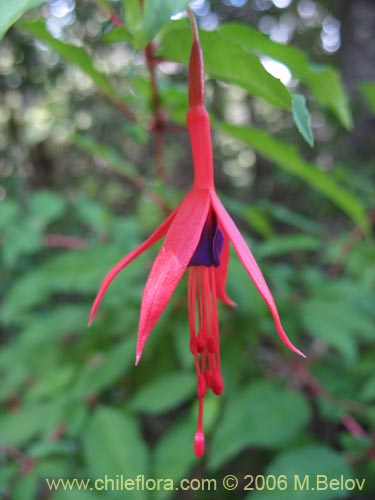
top-left (89, 13), bottom-right (305, 458)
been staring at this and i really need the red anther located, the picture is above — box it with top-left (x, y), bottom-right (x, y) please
top-left (197, 374), bottom-right (207, 397)
top-left (189, 336), bottom-right (197, 355)
top-left (194, 430), bottom-right (205, 458)
top-left (211, 370), bottom-right (224, 395)
top-left (207, 336), bottom-right (216, 353)
top-left (205, 369), bottom-right (213, 389)
top-left (197, 329), bottom-right (206, 353)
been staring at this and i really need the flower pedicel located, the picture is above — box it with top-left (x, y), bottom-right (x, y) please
top-left (89, 10), bottom-right (305, 458)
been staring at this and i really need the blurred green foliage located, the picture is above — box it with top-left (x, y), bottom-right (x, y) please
top-left (0, 1), bottom-right (374, 499)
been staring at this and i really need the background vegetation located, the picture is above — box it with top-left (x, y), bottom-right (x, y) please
top-left (0, 0), bottom-right (374, 499)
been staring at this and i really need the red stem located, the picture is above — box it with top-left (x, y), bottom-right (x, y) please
top-left (3, 445), bottom-right (36, 475)
top-left (44, 234), bottom-right (88, 249)
top-left (145, 42), bottom-right (166, 180)
top-left (328, 208), bottom-right (375, 276)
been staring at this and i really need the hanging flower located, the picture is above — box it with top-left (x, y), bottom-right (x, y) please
top-left (89, 12), bottom-right (304, 458)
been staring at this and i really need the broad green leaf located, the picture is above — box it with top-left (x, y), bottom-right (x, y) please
top-left (13, 459), bottom-right (71, 500)
top-left (159, 23), bottom-right (292, 110)
top-left (153, 419), bottom-right (196, 500)
top-left (37, 244), bottom-right (140, 297)
top-left (219, 22), bottom-right (352, 129)
top-left (28, 439), bottom-right (74, 459)
top-left (11, 471), bottom-right (38, 500)
top-left (73, 337), bottom-right (135, 398)
top-left (1, 244), bottom-right (139, 322)
top-left (73, 133), bottom-right (139, 181)
top-left (301, 295), bottom-right (373, 364)
top-left (0, 402), bottom-right (63, 446)
top-left (102, 26), bottom-right (132, 44)
top-left (129, 372), bottom-right (196, 414)
top-left (0, 192), bottom-right (65, 265)
top-left (0, 0), bottom-right (44, 41)
top-left (360, 373), bottom-right (375, 402)
top-left (29, 190), bottom-right (66, 225)
top-left (83, 407), bottom-right (148, 499)
top-left (301, 300), bottom-right (357, 363)
top-left (0, 365), bottom-right (29, 402)
top-left (242, 207), bottom-right (274, 238)
top-left (20, 20), bottom-right (121, 101)
top-left (257, 235), bottom-right (321, 258)
top-left (221, 123), bottom-right (368, 232)
top-left (209, 381), bottom-right (310, 470)
top-left (0, 199), bottom-right (20, 228)
top-left (1, 306), bottom-right (87, 361)
top-left (1, 219), bottom-right (43, 265)
top-left (360, 82), bottom-right (375, 115)
top-left (269, 204), bottom-right (322, 235)
top-left (248, 446), bottom-right (353, 500)
top-left (75, 196), bottom-right (114, 234)
top-left (137, 0), bottom-right (190, 47)
top-left (26, 366), bottom-right (76, 401)
top-left (0, 465), bottom-right (18, 492)
top-left (122, 0), bottom-right (142, 34)
top-left (292, 94), bottom-right (313, 146)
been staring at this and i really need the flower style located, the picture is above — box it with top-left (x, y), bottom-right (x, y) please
top-left (89, 13), bottom-right (305, 458)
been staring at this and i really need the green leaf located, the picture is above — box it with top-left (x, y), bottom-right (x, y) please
top-left (302, 300), bottom-right (357, 363)
top-left (221, 123), bottom-right (368, 232)
top-left (269, 204), bottom-right (322, 235)
top-left (20, 20), bottom-right (122, 101)
top-left (292, 94), bottom-right (314, 146)
top-left (130, 373), bottom-right (196, 414)
top-left (102, 26), bottom-right (132, 44)
top-left (0, 465), bottom-right (18, 493)
top-left (0, 192), bottom-right (66, 266)
top-left (28, 439), bottom-right (74, 459)
top-left (1, 220), bottom-right (43, 265)
top-left (153, 419), bottom-right (196, 500)
top-left (219, 22), bottom-right (352, 129)
top-left (13, 459), bottom-right (71, 500)
top-left (72, 133), bottom-right (139, 181)
top-left (26, 366), bottom-right (76, 402)
top-left (0, 0), bottom-right (44, 41)
top-left (304, 64), bottom-right (353, 129)
top-left (360, 81), bottom-right (375, 116)
top-left (137, 0), bottom-right (190, 47)
top-left (73, 338), bottom-right (135, 398)
top-left (0, 402), bottom-right (63, 446)
top-left (83, 407), bottom-right (148, 499)
top-left (122, 0), bottom-right (142, 34)
top-left (29, 190), bottom-right (66, 225)
top-left (248, 446), bottom-right (353, 500)
top-left (0, 366), bottom-right (28, 402)
top-left (1, 243), bottom-right (139, 323)
top-left (1, 306), bottom-right (87, 363)
top-left (360, 373), bottom-right (375, 403)
top-left (0, 199), bottom-right (20, 228)
top-left (209, 381), bottom-right (310, 470)
top-left (299, 279), bottom-right (373, 364)
top-left (257, 234), bottom-right (321, 258)
top-left (159, 23), bottom-right (292, 110)
top-left (10, 470), bottom-right (39, 500)
top-left (75, 196), bottom-right (114, 234)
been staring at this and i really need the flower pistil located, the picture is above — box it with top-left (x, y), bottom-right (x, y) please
top-left (187, 211), bottom-right (224, 457)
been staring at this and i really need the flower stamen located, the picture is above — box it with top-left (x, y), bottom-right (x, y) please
top-left (188, 263), bottom-right (224, 458)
